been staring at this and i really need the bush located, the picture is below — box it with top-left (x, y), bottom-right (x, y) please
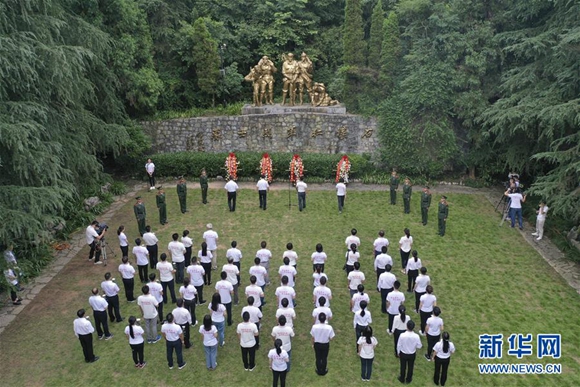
top-left (148, 152), bottom-right (379, 181)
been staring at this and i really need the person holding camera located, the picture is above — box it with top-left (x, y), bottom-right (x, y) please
top-left (504, 187), bottom-right (527, 230)
top-left (86, 220), bottom-right (106, 265)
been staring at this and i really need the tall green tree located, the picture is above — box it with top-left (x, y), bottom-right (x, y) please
top-left (0, 0), bottom-right (131, 250)
top-left (379, 11), bottom-right (401, 91)
top-left (368, 0), bottom-right (384, 70)
top-left (343, 0), bottom-right (365, 66)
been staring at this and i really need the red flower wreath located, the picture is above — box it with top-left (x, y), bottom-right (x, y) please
top-left (260, 153), bottom-right (273, 183)
top-left (336, 155), bottom-right (351, 183)
top-left (225, 152), bottom-right (238, 180)
top-left (289, 154), bottom-right (304, 184)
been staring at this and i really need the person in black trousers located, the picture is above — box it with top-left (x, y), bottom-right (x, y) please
top-left (310, 313), bottom-right (335, 376)
top-left (73, 309), bottom-right (99, 363)
top-left (397, 320), bottom-right (422, 384)
top-left (432, 331), bottom-right (455, 386)
top-left (89, 288), bottom-right (112, 340)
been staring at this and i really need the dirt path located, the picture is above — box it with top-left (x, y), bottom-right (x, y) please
top-left (1, 181), bottom-right (578, 335)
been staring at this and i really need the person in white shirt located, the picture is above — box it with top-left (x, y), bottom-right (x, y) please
top-left (256, 241), bottom-right (272, 285)
top-left (283, 242), bottom-right (298, 268)
top-left (245, 275), bottom-right (265, 310)
top-left (392, 305), bottom-right (411, 357)
top-left (223, 257), bottom-right (240, 305)
top-left (226, 240), bottom-right (243, 284)
top-left (405, 250), bottom-right (422, 293)
top-left (373, 230), bottom-right (389, 257)
top-left (118, 256), bottom-right (136, 302)
top-left (432, 331), bottom-right (456, 386)
top-left (296, 176), bottom-right (307, 211)
top-left (148, 273), bottom-right (164, 324)
top-left (345, 243), bottom-right (360, 275)
top-left (181, 230), bottom-right (193, 267)
top-left (374, 245), bottom-right (393, 283)
top-left (313, 276), bottom-right (332, 308)
top-left (336, 178), bottom-right (347, 214)
top-left (137, 284), bottom-right (160, 343)
top-left (275, 276), bottom-right (296, 309)
top-left (353, 300), bottom-right (372, 351)
top-left (242, 296), bottom-right (263, 347)
top-left (101, 272), bottom-right (123, 323)
top-left (378, 264), bottom-right (396, 313)
top-left (310, 313), bottom-right (335, 375)
top-left (532, 201), bottom-right (549, 240)
top-left (203, 224), bottom-right (219, 270)
top-left (399, 228), bottom-right (413, 273)
top-left (73, 309), bottom-right (99, 363)
top-left (347, 262), bottom-right (365, 297)
top-left (279, 257), bottom-right (297, 288)
top-left (224, 177), bottom-right (239, 212)
top-left (208, 293), bottom-right (227, 346)
top-left (125, 316), bottom-right (146, 368)
top-left (345, 228), bottom-right (361, 249)
top-left (168, 233), bottom-right (186, 284)
top-left (3, 244), bottom-right (17, 265)
top-left (505, 187), bottom-right (527, 229)
top-left (269, 339), bottom-right (289, 386)
top-left (142, 226), bottom-right (159, 269)
top-left (413, 267), bottom-right (430, 313)
top-left (4, 265), bottom-right (22, 305)
top-left (145, 158), bottom-right (155, 190)
top-left (312, 296), bottom-right (332, 323)
top-left (187, 257), bottom-right (206, 305)
top-left (179, 277), bottom-right (197, 324)
top-left (397, 320), bottom-right (422, 384)
top-left (86, 220), bottom-right (106, 264)
top-left (216, 271), bottom-right (234, 325)
top-left (425, 306), bottom-right (444, 361)
top-left (419, 285), bottom-right (437, 335)
top-left (117, 225), bottom-right (129, 257)
top-left (161, 313), bottom-right (186, 369)
top-left (271, 315), bottom-right (295, 372)
top-left (132, 238), bottom-right (149, 283)
top-left (237, 311), bottom-right (259, 370)
top-left (312, 266), bottom-right (327, 288)
top-left (199, 314), bottom-right (219, 370)
top-left (386, 280), bottom-right (405, 334)
top-left (172, 298), bottom-right (193, 349)
top-left (350, 284), bottom-right (370, 313)
top-left (156, 253), bottom-right (177, 304)
top-left (358, 325), bottom-right (378, 381)
top-left (311, 243), bottom-right (328, 273)
top-left (256, 174), bottom-right (270, 210)
top-left (198, 242), bottom-right (214, 285)
top-left (88, 288), bottom-right (112, 340)
top-left (249, 257), bottom-right (268, 303)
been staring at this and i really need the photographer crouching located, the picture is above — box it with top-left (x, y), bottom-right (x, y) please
top-left (504, 186), bottom-right (527, 230)
top-left (86, 220), bottom-right (107, 265)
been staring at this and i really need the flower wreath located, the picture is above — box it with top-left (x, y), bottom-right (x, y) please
top-left (260, 153), bottom-right (273, 183)
top-left (336, 155), bottom-right (351, 183)
top-left (225, 152), bottom-right (239, 180)
top-left (289, 154), bottom-right (304, 184)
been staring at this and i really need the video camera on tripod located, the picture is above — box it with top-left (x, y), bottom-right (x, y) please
top-left (96, 223), bottom-right (109, 240)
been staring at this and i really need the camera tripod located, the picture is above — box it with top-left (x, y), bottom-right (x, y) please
top-left (98, 238), bottom-right (117, 266)
top-left (495, 194), bottom-right (511, 227)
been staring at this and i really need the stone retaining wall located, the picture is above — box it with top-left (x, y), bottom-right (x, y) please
top-left (141, 110), bottom-right (379, 154)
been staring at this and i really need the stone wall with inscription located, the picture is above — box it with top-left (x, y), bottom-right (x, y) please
top-left (141, 111), bottom-right (378, 155)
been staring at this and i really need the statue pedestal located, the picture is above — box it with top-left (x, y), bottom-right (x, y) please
top-left (241, 104), bottom-right (347, 115)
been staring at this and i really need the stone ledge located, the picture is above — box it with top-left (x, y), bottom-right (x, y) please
top-left (241, 104), bottom-right (346, 115)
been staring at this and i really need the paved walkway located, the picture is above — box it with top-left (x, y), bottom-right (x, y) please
top-left (1, 181), bottom-right (578, 335)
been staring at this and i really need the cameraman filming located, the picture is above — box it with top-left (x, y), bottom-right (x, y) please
top-left (504, 187), bottom-right (527, 230)
top-left (86, 220), bottom-right (107, 265)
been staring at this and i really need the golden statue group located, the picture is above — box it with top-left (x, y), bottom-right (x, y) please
top-left (244, 52), bottom-right (338, 107)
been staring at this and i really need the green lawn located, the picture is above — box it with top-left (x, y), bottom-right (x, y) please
top-left (1, 187), bottom-right (579, 386)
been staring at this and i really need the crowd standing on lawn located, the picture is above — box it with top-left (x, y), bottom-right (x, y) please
top-left (73, 172), bottom-right (460, 385)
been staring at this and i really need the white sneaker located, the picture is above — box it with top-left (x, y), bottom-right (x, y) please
top-left (531, 232), bottom-right (538, 236)
top-left (94, 261), bottom-right (103, 265)
top-left (536, 237), bottom-right (542, 241)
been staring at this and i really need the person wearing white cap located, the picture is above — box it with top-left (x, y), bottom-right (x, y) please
top-left (203, 224), bottom-right (219, 270)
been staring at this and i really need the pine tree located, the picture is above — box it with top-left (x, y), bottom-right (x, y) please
top-left (379, 11), bottom-right (401, 90)
top-left (368, 0), bottom-right (384, 70)
top-left (343, 0), bottom-right (365, 67)
top-left (191, 18), bottom-right (221, 107)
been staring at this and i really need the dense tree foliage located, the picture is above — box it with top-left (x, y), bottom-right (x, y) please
top-left (0, 0), bottom-right (134, 251)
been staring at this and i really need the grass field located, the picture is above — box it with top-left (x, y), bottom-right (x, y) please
top-left (1, 186), bottom-right (579, 386)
